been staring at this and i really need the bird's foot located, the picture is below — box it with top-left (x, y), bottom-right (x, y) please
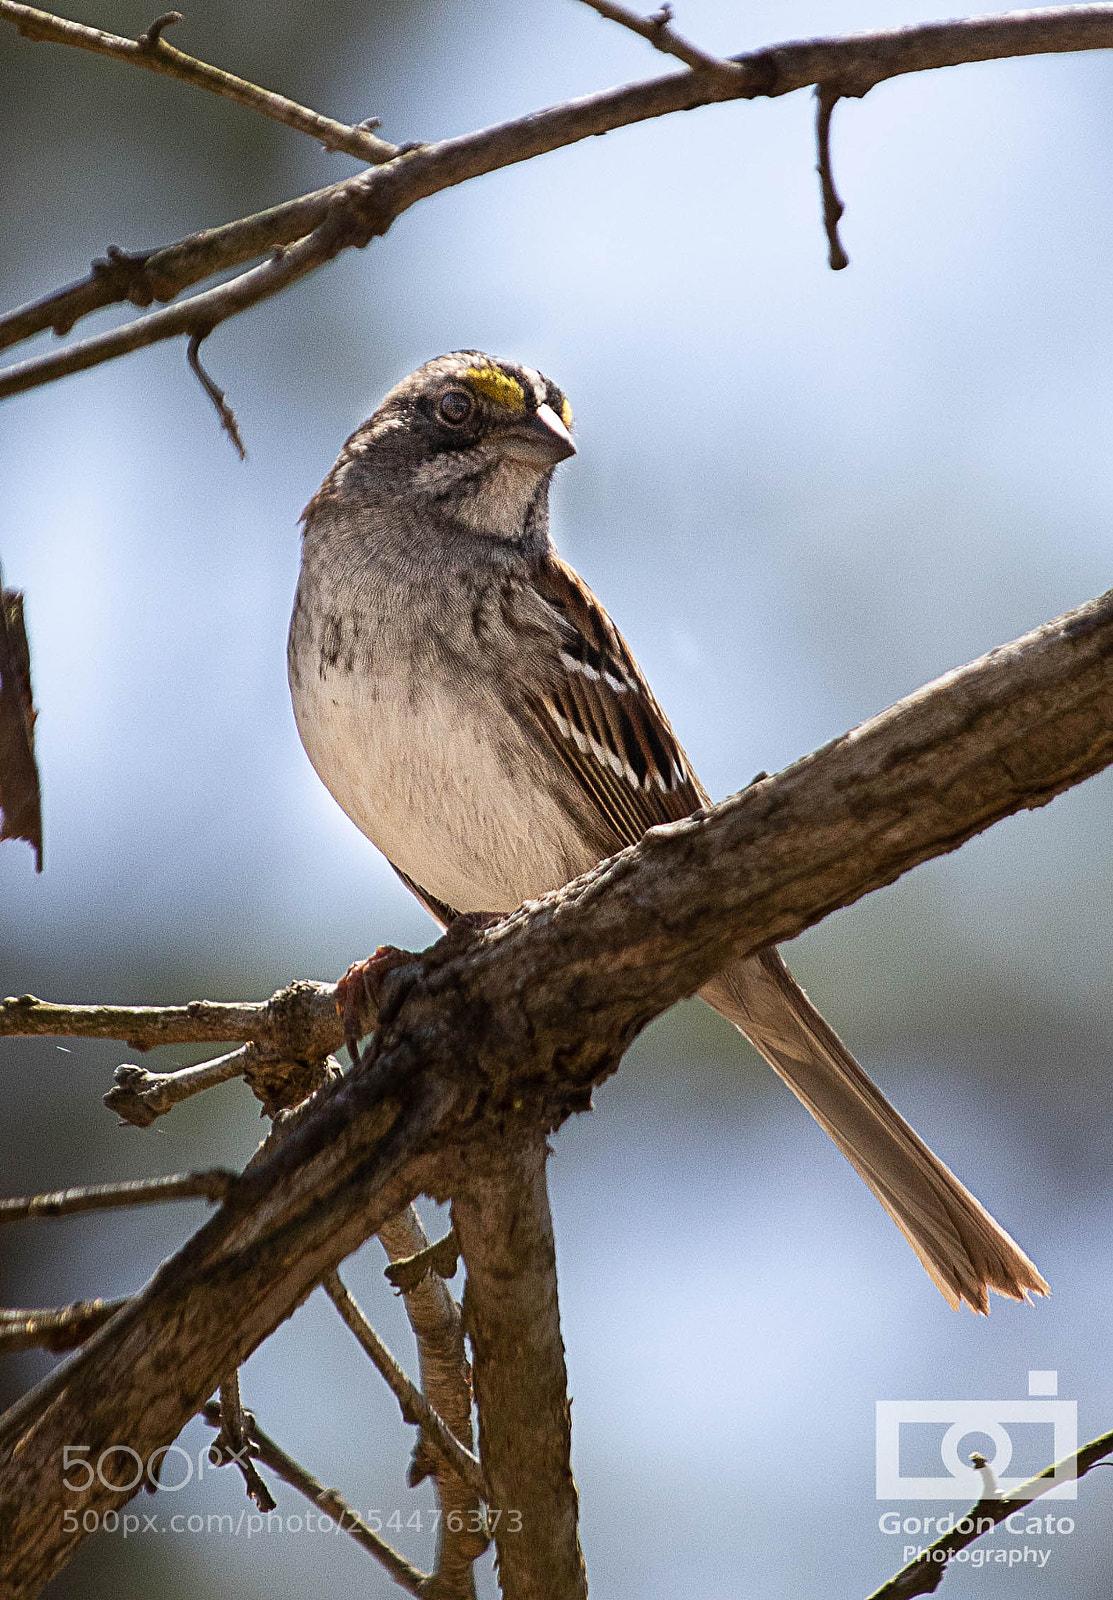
top-left (336, 945), bottom-right (413, 1064)
top-left (442, 909), bottom-right (502, 943)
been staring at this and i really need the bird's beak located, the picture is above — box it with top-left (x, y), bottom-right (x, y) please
top-left (501, 402), bottom-right (577, 467)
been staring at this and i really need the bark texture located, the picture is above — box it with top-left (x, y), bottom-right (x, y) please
top-left (1, 588), bottom-right (1113, 1592)
top-left (453, 1136), bottom-right (586, 1600)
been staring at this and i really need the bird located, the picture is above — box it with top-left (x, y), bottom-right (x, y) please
top-left (287, 350), bottom-right (1048, 1313)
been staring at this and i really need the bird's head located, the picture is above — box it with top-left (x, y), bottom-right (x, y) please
top-left (317, 352), bottom-right (576, 547)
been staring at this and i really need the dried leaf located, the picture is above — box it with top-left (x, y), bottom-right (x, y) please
top-left (0, 575), bottom-right (43, 870)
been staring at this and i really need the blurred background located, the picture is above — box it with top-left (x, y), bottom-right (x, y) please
top-left (3, 1), bottom-right (1113, 1594)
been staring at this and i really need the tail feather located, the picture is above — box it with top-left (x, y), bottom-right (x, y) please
top-left (700, 949), bottom-right (1048, 1313)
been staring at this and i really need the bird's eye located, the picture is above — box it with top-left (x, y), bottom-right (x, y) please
top-left (438, 388), bottom-right (474, 425)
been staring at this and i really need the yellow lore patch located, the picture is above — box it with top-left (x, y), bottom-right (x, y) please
top-left (560, 395), bottom-right (573, 429)
top-left (465, 365), bottom-right (525, 411)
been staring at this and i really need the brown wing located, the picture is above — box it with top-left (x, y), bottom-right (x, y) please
top-left (390, 863), bottom-right (459, 927)
top-left (515, 554), bottom-right (708, 852)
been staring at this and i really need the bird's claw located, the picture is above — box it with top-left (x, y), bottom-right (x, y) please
top-left (336, 945), bottom-right (411, 1063)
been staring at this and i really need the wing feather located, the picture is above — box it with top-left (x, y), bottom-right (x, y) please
top-left (517, 555), bottom-right (707, 851)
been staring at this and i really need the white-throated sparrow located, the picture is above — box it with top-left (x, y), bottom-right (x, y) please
top-left (288, 351), bottom-right (1047, 1312)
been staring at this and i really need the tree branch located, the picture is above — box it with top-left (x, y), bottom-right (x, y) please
top-left (103, 1043), bottom-right (340, 1125)
top-left (102, 1046), bottom-right (256, 1125)
top-left (253, 1107), bottom-right (480, 1587)
top-left (0, 1), bottom-right (397, 163)
top-left (577, 0), bottom-right (742, 77)
top-left (323, 1270), bottom-right (485, 1501)
top-left (4, 7), bottom-right (1113, 375)
top-left (377, 1207), bottom-right (486, 1596)
top-left (385, 1229), bottom-right (460, 1293)
top-left (0, 214), bottom-right (370, 399)
top-left (1, 979), bottom-right (345, 1123)
top-left (815, 85), bottom-right (850, 270)
top-left (453, 1134), bottom-right (587, 1600)
top-left (186, 330), bottom-right (246, 459)
top-left (0, 978), bottom-right (340, 1053)
top-left (867, 1424), bottom-right (1113, 1598)
top-left (0, 1299), bottom-right (126, 1352)
top-left (3, 587), bottom-right (1113, 1590)
top-left (209, 1370), bottom-right (276, 1512)
top-left (0, 1169), bottom-right (233, 1222)
top-left (197, 1402), bottom-right (429, 1596)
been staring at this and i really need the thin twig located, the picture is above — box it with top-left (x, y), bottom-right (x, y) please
top-left (137, 11), bottom-right (180, 51)
top-left (0, 0), bottom-right (397, 163)
top-left (324, 1271), bottom-right (485, 1500)
top-left (867, 1424), bottom-right (1113, 1598)
top-left (815, 85), bottom-right (850, 270)
top-left (0, 220), bottom-right (349, 400)
top-left (0, 1299), bottom-right (126, 1352)
top-left (0, 1169), bottom-right (233, 1222)
top-left (210, 1373), bottom-right (276, 1512)
top-left (4, 8), bottom-right (1113, 368)
top-left (103, 1046), bottom-right (253, 1126)
top-left (0, 978), bottom-right (342, 1053)
top-left (103, 1039), bottom-right (338, 1125)
top-left (198, 1402), bottom-right (429, 1597)
top-left (577, 0), bottom-right (742, 76)
top-left (186, 331), bottom-right (246, 458)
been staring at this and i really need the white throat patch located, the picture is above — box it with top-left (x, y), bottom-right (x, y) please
top-left (410, 449), bottom-right (543, 541)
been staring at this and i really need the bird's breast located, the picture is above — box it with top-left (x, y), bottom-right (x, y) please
top-left (288, 585), bottom-right (592, 915)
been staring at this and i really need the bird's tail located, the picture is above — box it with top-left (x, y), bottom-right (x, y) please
top-left (699, 949), bottom-right (1048, 1312)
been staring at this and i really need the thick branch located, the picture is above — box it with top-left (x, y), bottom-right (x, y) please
top-left (453, 1134), bottom-right (586, 1600)
top-left (3, 588), bottom-right (1113, 1591)
top-left (4, 7), bottom-right (1113, 367)
top-left (0, 1070), bottom-right (456, 1596)
top-left (0, 1), bottom-right (396, 162)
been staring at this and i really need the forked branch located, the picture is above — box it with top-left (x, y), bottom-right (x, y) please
top-left (4, 589), bottom-right (1113, 1592)
top-left (198, 1402), bottom-right (429, 1596)
top-left (4, 6), bottom-right (1113, 388)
